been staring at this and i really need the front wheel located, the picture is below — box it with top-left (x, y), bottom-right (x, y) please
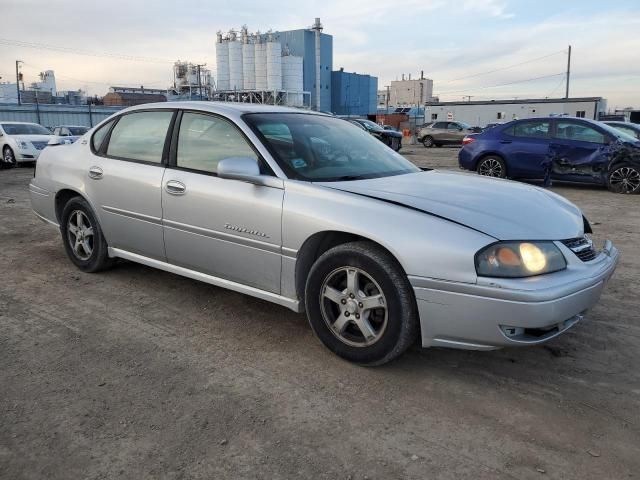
top-left (607, 163), bottom-right (640, 194)
top-left (61, 197), bottom-right (115, 272)
top-left (477, 156), bottom-right (507, 178)
top-left (2, 146), bottom-right (16, 168)
top-left (305, 242), bottom-right (419, 366)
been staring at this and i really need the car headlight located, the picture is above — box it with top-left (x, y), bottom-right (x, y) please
top-left (475, 241), bottom-right (566, 278)
top-left (18, 141), bottom-right (30, 150)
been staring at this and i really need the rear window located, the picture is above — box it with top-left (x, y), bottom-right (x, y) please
top-left (106, 111), bottom-right (173, 163)
top-left (506, 121), bottom-right (550, 139)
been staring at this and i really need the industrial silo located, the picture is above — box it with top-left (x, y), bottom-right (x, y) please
top-left (242, 28), bottom-right (255, 91)
top-left (228, 31), bottom-right (244, 91)
top-left (282, 55), bottom-right (303, 106)
top-left (215, 32), bottom-right (230, 91)
top-left (266, 32), bottom-right (282, 91)
top-left (254, 33), bottom-right (267, 91)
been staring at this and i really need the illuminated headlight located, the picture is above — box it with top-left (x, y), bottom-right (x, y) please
top-left (18, 141), bottom-right (30, 150)
top-left (476, 241), bottom-right (566, 278)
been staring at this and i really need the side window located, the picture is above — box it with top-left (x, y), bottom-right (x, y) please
top-left (555, 122), bottom-right (606, 144)
top-left (107, 111), bottom-right (173, 163)
top-left (576, 111), bottom-right (586, 118)
top-left (431, 113), bottom-right (438, 120)
top-left (447, 123), bottom-right (461, 130)
top-left (509, 121), bottom-right (550, 139)
top-left (91, 120), bottom-right (115, 152)
top-left (61, 128), bottom-right (70, 136)
top-left (53, 127), bottom-right (60, 135)
top-left (176, 112), bottom-right (258, 174)
top-left (433, 122), bottom-right (447, 129)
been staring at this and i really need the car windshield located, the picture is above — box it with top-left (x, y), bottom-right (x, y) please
top-left (68, 126), bottom-right (89, 135)
top-left (244, 113), bottom-right (420, 182)
top-left (1, 123), bottom-right (51, 135)
top-left (358, 119), bottom-right (384, 132)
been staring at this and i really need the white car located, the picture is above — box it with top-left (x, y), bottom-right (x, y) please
top-left (1, 122), bottom-right (53, 167)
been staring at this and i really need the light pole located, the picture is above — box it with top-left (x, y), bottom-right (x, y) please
top-left (15, 60), bottom-right (23, 106)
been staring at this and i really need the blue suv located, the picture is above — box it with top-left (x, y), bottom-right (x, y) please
top-left (458, 117), bottom-right (640, 194)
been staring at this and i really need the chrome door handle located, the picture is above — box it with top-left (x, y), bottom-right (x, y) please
top-left (88, 166), bottom-right (103, 179)
top-left (165, 180), bottom-right (186, 195)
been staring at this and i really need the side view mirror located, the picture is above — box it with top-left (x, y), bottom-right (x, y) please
top-left (48, 137), bottom-right (72, 146)
top-left (217, 157), bottom-right (283, 189)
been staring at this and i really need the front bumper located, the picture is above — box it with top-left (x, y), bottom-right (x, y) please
top-left (410, 240), bottom-right (619, 350)
top-left (15, 147), bottom-right (42, 163)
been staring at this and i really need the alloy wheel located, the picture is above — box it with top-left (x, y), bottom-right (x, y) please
top-left (478, 158), bottom-right (504, 177)
top-left (319, 267), bottom-right (388, 347)
top-left (609, 166), bottom-right (640, 193)
top-left (67, 210), bottom-right (95, 260)
top-left (3, 148), bottom-right (16, 166)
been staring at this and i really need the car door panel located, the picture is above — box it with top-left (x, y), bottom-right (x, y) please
top-left (161, 172), bottom-right (284, 293)
top-left (500, 121), bottom-right (551, 179)
top-left (85, 110), bottom-right (174, 261)
top-left (85, 159), bottom-right (167, 260)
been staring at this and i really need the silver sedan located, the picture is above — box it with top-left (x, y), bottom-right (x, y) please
top-left (30, 102), bottom-right (619, 365)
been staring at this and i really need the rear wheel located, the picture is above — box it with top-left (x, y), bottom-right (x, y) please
top-left (61, 197), bottom-right (115, 272)
top-left (2, 146), bottom-right (16, 168)
top-left (477, 155), bottom-right (507, 178)
top-left (422, 136), bottom-right (434, 148)
top-left (608, 163), bottom-right (640, 194)
top-left (305, 242), bottom-right (419, 366)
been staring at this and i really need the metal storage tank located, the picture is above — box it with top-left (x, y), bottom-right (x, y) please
top-left (215, 32), bottom-right (230, 91)
top-left (228, 31), bottom-right (244, 91)
top-left (254, 36), bottom-right (267, 91)
top-left (266, 33), bottom-right (282, 91)
top-left (242, 30), bottom-right (255, 90)
top-left (282, 55), bottom-right (303, 106)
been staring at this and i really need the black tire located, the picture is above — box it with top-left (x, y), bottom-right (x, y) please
top-left (2, 146), bottom-right (16, 169)
top-left (60, 196), bottom-right (115, 273)
top-left (422, 136), bottom-right (434, 148)
top-left (477, 155), bottom-right (507, 178)
top-left (305, 241), bottom-right (419, 366)
top-left (607, 163), bottom-right (640, 194)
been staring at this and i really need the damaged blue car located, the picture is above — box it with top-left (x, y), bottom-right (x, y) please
top-left (458, 117), bottom-right (640, 194)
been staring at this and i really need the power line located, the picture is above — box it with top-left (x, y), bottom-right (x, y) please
top-left (437, 49), bottom-right (567, 85)
top-left (0, 38), bottom-right (174, 64)
top-left (545, 73), bottom-right (566, 98)
top-left (437, 72), bottom-right (565, 96)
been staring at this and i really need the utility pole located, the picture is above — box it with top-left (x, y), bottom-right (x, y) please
top-left (565, 45), bottom-right (571, 99)
top-left (195, 64), bottom-right (206, 100)
top-left (15, 60), bottom-right (23, 106)
top-left (463, 95), bottom-right (473, 102)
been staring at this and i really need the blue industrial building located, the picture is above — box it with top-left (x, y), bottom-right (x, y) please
top-left (331, 70), bottom-right (378, 116)
top-left (269, 29), bottom-right (333, 112)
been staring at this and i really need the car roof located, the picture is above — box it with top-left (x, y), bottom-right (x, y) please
top-left (124, 101), bottom-right (326, 117)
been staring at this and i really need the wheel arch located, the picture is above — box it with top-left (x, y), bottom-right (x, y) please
top-left (294, 230), bottom-right (410, 306)
top-left (54, 188), bottom-right (91, 224)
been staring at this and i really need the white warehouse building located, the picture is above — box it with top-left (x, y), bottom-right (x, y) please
top-left (425, 97), bottom-right (607, 127)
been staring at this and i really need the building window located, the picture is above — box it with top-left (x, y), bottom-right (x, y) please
top-left (497, 112), bottom-right (506, 120)
top-left (431, 113), bottom-right (438, 120)
top-left (576, 110), bottom-right (586, 118)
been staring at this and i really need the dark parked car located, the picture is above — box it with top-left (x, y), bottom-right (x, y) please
top-left (459, 117), bottom-right (640, 194)
top-left (604, 121), bottom-right (640, 140)
top-left (348, 119), bottom-right (402, 151)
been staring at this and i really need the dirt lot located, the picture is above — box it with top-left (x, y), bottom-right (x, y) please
top-left (1, 146), bottom-right (639, 480)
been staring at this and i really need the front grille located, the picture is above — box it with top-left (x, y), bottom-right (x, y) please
top-left (562, 236), bottom-right (598, 262)
top-left (32, 141), bottom-right (49, 150)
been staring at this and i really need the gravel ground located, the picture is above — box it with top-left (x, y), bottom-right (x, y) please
top-left (1, 146), bottom-right (639, 480)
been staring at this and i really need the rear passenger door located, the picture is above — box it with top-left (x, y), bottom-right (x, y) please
top-left (499, 120), bottom-right (551, 179)
top-left (161, 111), bottom-right (284, 293)
top-left (85, 110), bottom-right (174, 260)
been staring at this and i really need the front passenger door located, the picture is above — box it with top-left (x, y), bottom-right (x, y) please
top-left (161, 111), bottom-right (284, 293)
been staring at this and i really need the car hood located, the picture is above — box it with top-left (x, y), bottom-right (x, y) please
top-left (321, 170), bottom-right (584, 240)
top-left (10, 134), bottom-right (52, 143)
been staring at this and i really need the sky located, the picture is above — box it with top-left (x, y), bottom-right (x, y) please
top-left (0, 0), bottom-right (639, 110)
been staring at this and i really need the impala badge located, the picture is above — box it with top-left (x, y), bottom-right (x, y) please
top-left (224, 223), bottom-right (269, 238)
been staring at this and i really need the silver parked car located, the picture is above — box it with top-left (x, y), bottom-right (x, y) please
top-left (1, 121), bottom-right (53, 167)
top-left (30, 102), bottom-right (619, 365)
